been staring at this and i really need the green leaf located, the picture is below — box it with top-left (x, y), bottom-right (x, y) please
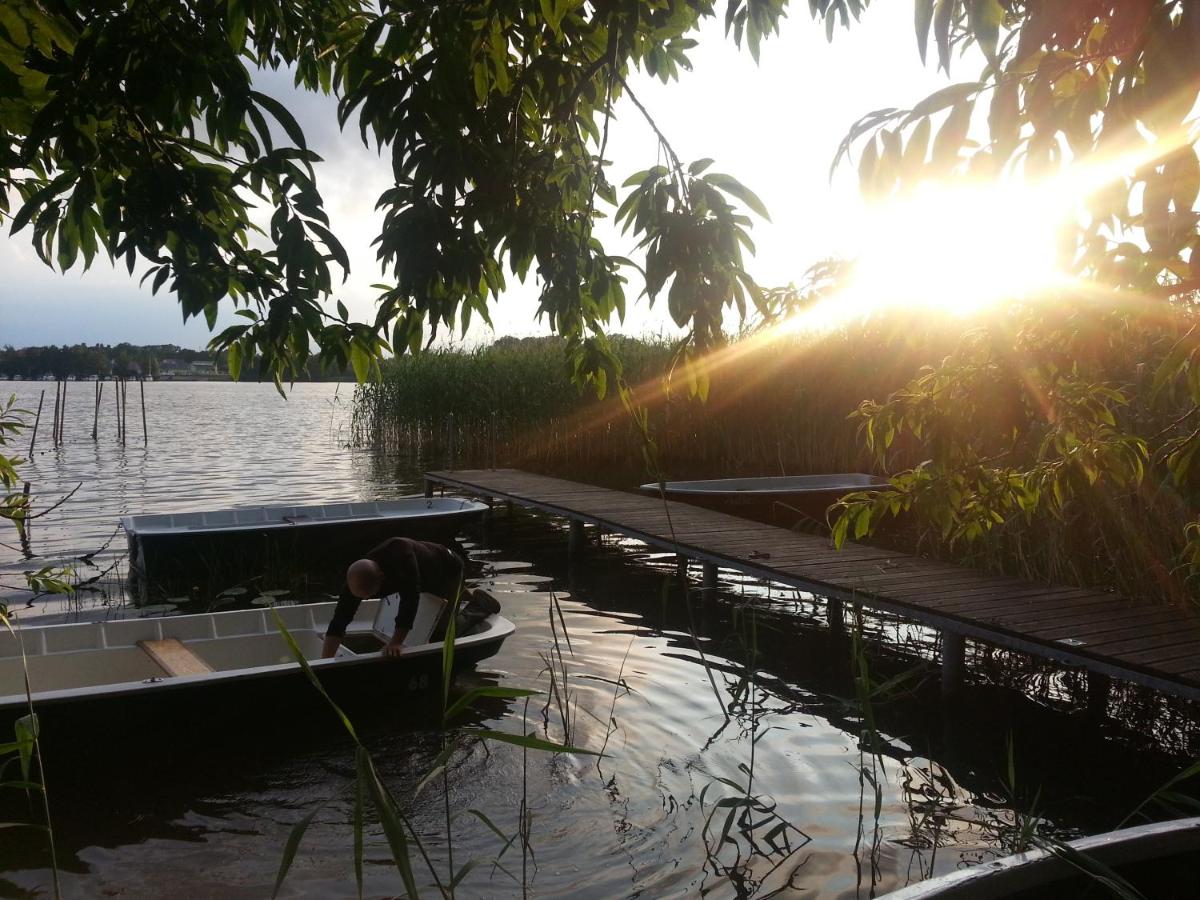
top-left (361, 750), bottom-right (420, 896)
top-left (349, 342), bottom-right (371, 383)
top-left (967, 0), bottom-right (1004, 63)
top-left (932, 0), bottom-right (955, 72)
top-left (904, 82), bottom-right (982, 123)
top-left (250, 90), bottom-right (308, 151)
top-left (858, 136), bottom-right (879, 196)
top-left (13, 715), bottom-right (37, 782)
top-left (353, 755), bottom-right (364, 899)
top-left (931, 100), bottom-right (974, 171)
top-left (443, 686), bottom-right (540, 724)
top-left (227, 341), bottom-right (243, 381)
top-left (702, 173), bottom-right (770, 221)
top-left (464, 728), bottom-right (602, 756)
top-left (270, 610), bottom-right (360, 742)
top-left (271, 808), bottom-right (318, 899)
top-left (915, 0), bottom-right (936, 63)
top-left (440, 583), bottom-right (461, 713)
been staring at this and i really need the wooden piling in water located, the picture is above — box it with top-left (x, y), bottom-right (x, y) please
top-left (139, 378), bottom-right (148, 445)
top-left (51, 381), bottom-right (60, 447)
top-left (28, 390), bottom-right (44, 455)
top-left (941, 631), bottom-right (966, 697)
top-left (18, 481), bottom-right (31, 553)
top-left (568, 518), bottom-right (586, 554)
top-left (114, 376), bottom-right (121, 442)
top-left (827, 597), bottom-right (845, 635)
top-left (1087, 670), bottom-right (1112, 719)
top-left (92, 380), bottom-right (102, 440)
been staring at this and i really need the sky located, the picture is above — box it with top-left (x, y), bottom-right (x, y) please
top-left (0, 3), bottom-right (954, 350)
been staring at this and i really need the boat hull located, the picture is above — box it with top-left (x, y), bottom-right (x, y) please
top-left (882, 816), bottom-right (1200, 899)
top-left (0, 601), bottom-right (513, 755)
top-left (123, 497), bottom-right (485, 599)
top-left (640, 474), bottom-right (888, 531)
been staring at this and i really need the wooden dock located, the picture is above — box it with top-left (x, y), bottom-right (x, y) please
top-left (426, 468), bottom-right (1200, 702)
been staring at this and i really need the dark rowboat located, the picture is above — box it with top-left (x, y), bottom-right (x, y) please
top-left (122, 496), bottom-right (487, 598)
top-left (640, 474), bottom-right (888, 529)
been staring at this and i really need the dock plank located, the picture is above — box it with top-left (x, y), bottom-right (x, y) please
top-left (428, 469), bottom-right (1200, 701)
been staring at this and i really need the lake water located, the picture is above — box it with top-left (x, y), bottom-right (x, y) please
top-left (0, 380), bottom-right (1196, 898)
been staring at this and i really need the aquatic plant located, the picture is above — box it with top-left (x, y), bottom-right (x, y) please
top-left (0, 609), bottom-right (59, 898)
top-left (267, 591), bottom-right (601, 898)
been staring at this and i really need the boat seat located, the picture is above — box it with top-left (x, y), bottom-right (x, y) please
top-left (138, 638), bottom-right (214, 677)
top-left (372, 593), bottom-right (447, 647)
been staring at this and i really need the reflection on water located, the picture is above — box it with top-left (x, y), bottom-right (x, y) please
top-left (0, 381), bottom-right (1196, 898)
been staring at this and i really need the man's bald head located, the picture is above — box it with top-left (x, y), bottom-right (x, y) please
top-left (347, 558), bottom-right (384, 598)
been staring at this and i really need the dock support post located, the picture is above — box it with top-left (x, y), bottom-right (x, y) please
top-left (424, 478), bottom-right (434, 499)
top-left (701, 562), bottom-right (718, 598)
top-left (568, 519), bottom-right (585, 554)
top-left (1087, 671), bottom-right (1111, 719)
top-left (827, 598), bottom-right (845, 635)
top-left (941, 631), bottom-right (965, 697)
top-left (675, 554), bottom-right (689, 581)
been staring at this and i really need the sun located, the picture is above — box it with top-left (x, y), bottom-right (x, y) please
top-left (854, 182), bottom-right (1069, 311)
top-left (782, 178), bottom-right (1077, 334)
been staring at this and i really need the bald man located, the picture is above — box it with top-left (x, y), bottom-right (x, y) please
top-left (321, 537), bottom-right (465, 658)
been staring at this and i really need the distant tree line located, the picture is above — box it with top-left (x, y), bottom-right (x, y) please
top-left (0, 343), bottom-right (352, 381)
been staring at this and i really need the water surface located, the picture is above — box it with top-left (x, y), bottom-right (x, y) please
top-left (0, 380), bottom-right (1195, 898)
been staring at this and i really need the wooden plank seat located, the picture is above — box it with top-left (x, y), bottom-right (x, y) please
top-left (138, 638), bottom-right (214, 677)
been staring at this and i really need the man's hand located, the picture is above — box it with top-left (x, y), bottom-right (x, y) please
top-left (382, 629), bottom-right (408, 658)
top-left (321, 635), bottom-right (342, 659)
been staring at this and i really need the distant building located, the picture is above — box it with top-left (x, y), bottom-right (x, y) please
top-left (159, 358), bottom-right (188, 379)
top-left (189, 361), bottom-right (218, 375)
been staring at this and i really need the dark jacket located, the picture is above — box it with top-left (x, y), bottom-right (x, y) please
top-left (325, 537), bottom-right (464, 638)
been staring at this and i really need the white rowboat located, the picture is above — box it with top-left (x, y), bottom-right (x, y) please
top-left (0, 595), bottom-right (514, 733)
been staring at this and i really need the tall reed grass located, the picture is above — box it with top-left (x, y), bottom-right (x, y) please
top-left (351, 325), bottom-right (959, 484)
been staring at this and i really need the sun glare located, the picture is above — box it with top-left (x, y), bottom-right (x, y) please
top-left (778, 129), bottom-right (1199, 337)
top-left (854, 183), bottom-right (1068, 309)
top-left (784, 179), bottom-right (1074, 335)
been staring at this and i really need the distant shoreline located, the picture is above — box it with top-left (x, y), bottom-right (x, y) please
top-left (2, 374), bottom-right (351, 383)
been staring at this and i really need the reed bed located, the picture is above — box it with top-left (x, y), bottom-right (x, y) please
top-left (351, 325), bottom-right (959, 486)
